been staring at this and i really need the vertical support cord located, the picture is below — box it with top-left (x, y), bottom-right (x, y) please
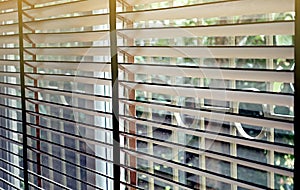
top-left (17, 0), bottom-right (29, 190)
top-left (294, 0), bottom-right (299, 189)
top-left (123, 4), bottom-right (137, 189)
top-left (27, 4), bottom-right (42, 186)
top-left (109, 0), bottom-right (120, 189)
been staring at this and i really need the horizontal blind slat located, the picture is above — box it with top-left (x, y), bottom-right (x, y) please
top-left (24, 14), bottom-right (109, 31)
top-left (119, 0), bottom-right (294, 22)
top-left (25, 47), bottom-right (110, 56)
top-left (122, 64), bottom-right (294, 83)
top-left (25, 31), bottom-right (109, 44)
top-left (119, 21), bottom-right (294, 38)
top-left (121, 82), bottom-right (294, 106)
top-left (119, 46), bottom-right (294, 59)
top-left (25, 73), bottom-right (111, 85)
top-left (0, 0), bottom-right (17, 11)
top-left (23, 0), bottom-right (109, 19)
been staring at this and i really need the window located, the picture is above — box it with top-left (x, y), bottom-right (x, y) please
top-left (0, 0), bottom-right (296, 189)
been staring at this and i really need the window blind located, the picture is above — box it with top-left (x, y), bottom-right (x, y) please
top-left (1, 0), bottom-right (23, 189)
top-left (0, 0), bottom-right (295, 190)
top-left (118, 0), bottom-right (295, 190)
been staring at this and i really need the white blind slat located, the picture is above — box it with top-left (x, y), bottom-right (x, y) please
top-left (121, 82), bottom-right (293, 106)
top-left (24, 0), bottom-right (109, 19)
top-left (122, 64), bottom-right (294, 83)
top-left (119, 0), bottom-right (294, 22)
top-left (120, 46), bottom-right (294, 59)
top-left (119, 21), bottom-right (294, 39)
top-left (25, 14), bottom-right (109, 31)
